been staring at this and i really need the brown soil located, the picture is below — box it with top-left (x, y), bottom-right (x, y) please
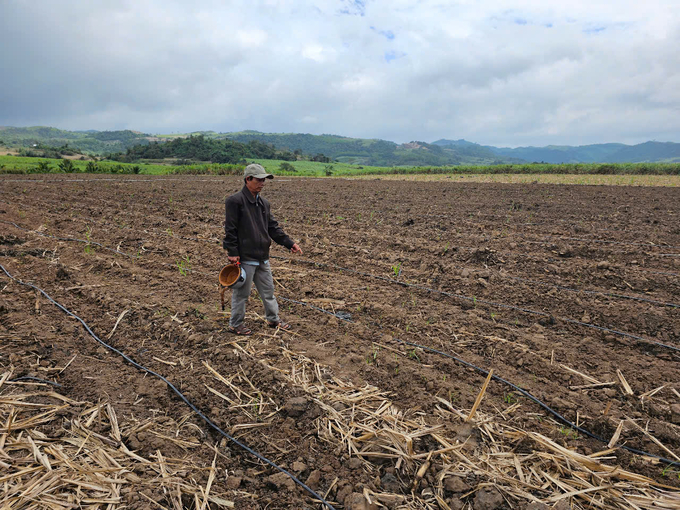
top-left (1, 175), bottom-right (679, 508)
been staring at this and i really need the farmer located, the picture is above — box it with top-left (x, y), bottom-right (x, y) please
top-left (223, 163), bottom-right (303, 335)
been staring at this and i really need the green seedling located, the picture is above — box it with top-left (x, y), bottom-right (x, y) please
top-left (166, 228), bottom-right (173, 236)
top-left (559, 427), bottom-right (579, 440)
top-left (408, 349), bottom-right (420, 362)
top-left (177, 255), bottom-right (191, 276)
top-left (366, 346), bottom-right (380, 365)
top-left (503, 392), bottom-right (517, 405)
top-left (84, 226), bottom-right (94, 254)
top-left (391, 262), bottom-right (401, 278)
top-left (661, 465), bottom-right (680, 479)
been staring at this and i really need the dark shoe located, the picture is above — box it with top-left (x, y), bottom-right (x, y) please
top-left (229, 324), bottom-right (252, 336)
top-left (268, 320), bottom-right (291, 330)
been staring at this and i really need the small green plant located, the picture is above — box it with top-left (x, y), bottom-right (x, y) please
top-left (177, 255), bottom-right (191, 276)
top-left (366, 346), bottom-right (380, 365)
top-left (660, 465), bottom-right (680, 479)
top-left (503, 392), bottom-right (517, 405)
top-left (442, 242), bottom-right (450, 255)
top-left (84, 226), bottom-right (94, 254)
top-left (559, 427), bottom-right (579, 440)
top-left (391, 262), bottom-right (401, 278)
top-left (408, 349), bottom-right (420, 362)
top-left (166, 228), bottom-right (173, 236)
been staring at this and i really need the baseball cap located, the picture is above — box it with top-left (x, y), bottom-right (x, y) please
top-left (244, 164), bottom-right (273, 179)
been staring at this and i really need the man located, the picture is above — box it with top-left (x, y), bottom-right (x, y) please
top-left (223, 163), bottom-right (303, 335)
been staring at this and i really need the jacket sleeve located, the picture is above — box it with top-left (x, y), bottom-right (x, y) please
top-left (223, 197), bottom-right (241, 257)
top-left (267, 206), bottom-right (294, 249)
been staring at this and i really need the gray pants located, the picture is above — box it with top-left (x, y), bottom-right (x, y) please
top-left (229, 263), bottom-right (280, 327)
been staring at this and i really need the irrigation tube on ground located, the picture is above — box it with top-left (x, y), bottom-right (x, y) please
top-left (326, 240), bottom-right (680, 309)
top-left (2, 259), bottom-right (679, 472)
top-left (5, 217), bottom-right (678, 311)
top-left (273, 256), bottom-right (680, 354)
top-left (0, 220), bottom-right (354, 324)
top-left (0, 262), bottom-right (337, 510)
top-left (3, 217), bottom-right (677, 353)
top-left (394, 338), bottom-right (680, 467)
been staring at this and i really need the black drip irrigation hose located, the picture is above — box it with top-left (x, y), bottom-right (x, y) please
top-left (502, 275), bottom-right (679, 309)
top-left (3, 218), bottom-right (678, 353)
top-left (279, 296), bottom-right (354, 323)
top-left (325, 239), bottom-right (679, 309)
top-left (6, 217), bottom-right (677, 309)
top-left (394, 337), bottom-right (680, 467)
top-left (0, 220), bottom-right (353, 323)
top-left (273, 256), bottom-right (680, 354)
top-left (9, 376), bottom-right (63, 387)
top-left (0, 262), bottom-right (337, 510)
top-left (3, 254), bottom-right (679, 474)
top-left (552, 236), bottom-right (680, 251)
top-left (0, 220), bottom-right (137, 260)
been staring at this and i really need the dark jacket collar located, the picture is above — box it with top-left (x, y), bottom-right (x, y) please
top-left (241, 185), bottom-right (257, 204)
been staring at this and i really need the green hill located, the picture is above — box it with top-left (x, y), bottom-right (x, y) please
top-left (3, 126), bottom-right (679, 165)
top-left (219, 132), bottom-right (512, 166)
top-left (0, 126), bottom-right (151, 154)
top-left (479, 141), bottom-right (680, 163)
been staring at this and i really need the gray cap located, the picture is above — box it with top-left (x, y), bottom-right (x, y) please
top-left (244, 163), bottom-right (273, 179)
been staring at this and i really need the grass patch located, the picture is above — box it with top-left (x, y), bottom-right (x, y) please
top-left (1, 151), bottom-right (679, 183)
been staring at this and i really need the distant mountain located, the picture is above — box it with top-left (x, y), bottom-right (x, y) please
top-left (2, 126), bottom-right (678, 164)
top-left (219, 132), bottom-right (514, 166)
top-left (0, 126), bottom-right (151, 154)
top-left (479, 141), bottom-right (680, 164)
top-left (606, 141), bottom-right (680, 163)
top-left (432, 139), bottom-right (525, 164)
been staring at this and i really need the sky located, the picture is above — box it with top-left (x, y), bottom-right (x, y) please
top-left (1, 0), bottom-right (679, 147)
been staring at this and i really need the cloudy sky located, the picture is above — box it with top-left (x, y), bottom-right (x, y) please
top-left (1, 0), bottom-right (679, 147)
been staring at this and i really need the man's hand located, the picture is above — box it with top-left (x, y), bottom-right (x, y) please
top-left (228, 256), bottom-right (240, 264)
top-left (290, 243), bottom-right (303, 255)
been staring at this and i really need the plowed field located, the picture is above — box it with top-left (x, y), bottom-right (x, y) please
top-left (1, 175), bottom-right (679, 509)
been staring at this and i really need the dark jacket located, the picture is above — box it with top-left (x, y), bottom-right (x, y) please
top-left (223, 185), bottom-right (294, 261)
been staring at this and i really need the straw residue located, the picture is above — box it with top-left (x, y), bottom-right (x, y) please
top-left (0, 368), bottom-right (234, 509)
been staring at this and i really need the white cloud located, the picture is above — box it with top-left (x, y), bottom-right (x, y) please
top-left (0, 0), bottom-right (678, 146)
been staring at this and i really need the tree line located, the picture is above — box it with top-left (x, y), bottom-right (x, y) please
top-left (104, 135), bottom-right (317, 164)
